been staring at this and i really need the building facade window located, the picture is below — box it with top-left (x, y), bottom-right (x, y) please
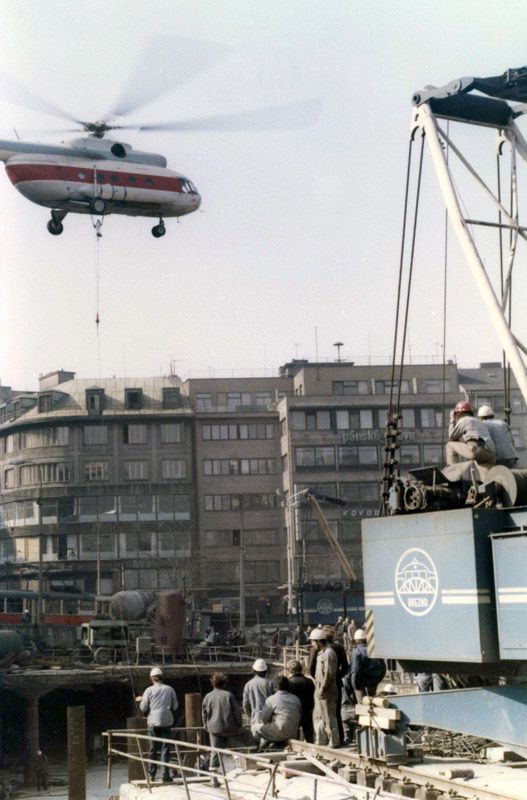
top-left (4, 468), bottom-right (14, 489)
top-left (374, 379), bottom-right (411, 395)
top-left (123, 460), bottom-right (149, 481)
top-left (196, 393), bottom-right (213, 411)
top-left (20, 462), bottom-right (71, 485)
top-left (295, 446), bottom-right (336, 468)
top-left (338, 445), bottom-right (378, 467)
top-left (399, 444), bottom-right (421, 465)
top-left (419, 409), bottom-right (442, 428)
top-left (333, 380), bottom-right (369, 395)
top-left (162, 388), bottom-right (182, 408)
top-left (204, 493), bottom-right (278, 511)
top-left (125, 388), bottom-right (143, 410)
top-left (160, 423), bottom-right (185, 443)
top-left (255, 391), bottom-right (273, 406)
top-left (84, 425), bottom-right (108, 445)
top-left (20, 427), bottom-right (69, 449)
top-left (86, 389), bottom-right (105, 414)
top-left (38, 394), bottom-right (53, 412)
top-left (123, 423), bottom-right (147, 444)
top-left (203, 458), bottom-right (276, 476)
top-left (84, 461), bottom-right (109, 481)
top-left (202, 423), bottom-right (275, 440)
top-left (423, 444), bottom-right (444, 462)
top-left (161, 459), bottom-right (186, 479)
top-left (339, 482), bottom-right (378, 502)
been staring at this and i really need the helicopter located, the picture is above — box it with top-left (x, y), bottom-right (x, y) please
top-left (0, 128), bottom-right (201, 238)
top-left (0, 40), bottom-right (319, 238)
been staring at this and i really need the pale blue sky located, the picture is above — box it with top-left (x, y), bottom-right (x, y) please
top-left (1, 0), bottom-right (527, 389)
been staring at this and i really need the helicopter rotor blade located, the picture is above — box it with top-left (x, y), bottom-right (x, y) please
top-left (0, 69), bottom-right (83, 126)
top-left (107, 35), bottom-right (230, 119)
top-left (137, 99), bottom-right (322, 133)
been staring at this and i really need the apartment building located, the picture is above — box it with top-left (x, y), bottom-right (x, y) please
top-left (0, 361), bottom-right (524, 617)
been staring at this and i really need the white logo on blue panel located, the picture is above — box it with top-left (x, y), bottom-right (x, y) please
top-left (316, 599), bottom-right (333, 615)
top-left (395, 548), bottom-right (438, 617)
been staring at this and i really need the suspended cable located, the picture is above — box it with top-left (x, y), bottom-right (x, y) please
top-left (93, 218), bottom-right (103, 378)
top-left (441, 121), bottom-right (450, 447)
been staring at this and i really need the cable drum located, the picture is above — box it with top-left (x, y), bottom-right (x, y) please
top-left (484, 467), bottom-right (527, 507)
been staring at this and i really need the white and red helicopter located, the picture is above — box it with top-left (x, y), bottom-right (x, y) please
top-left (0, 41), bottom-right (318, 237)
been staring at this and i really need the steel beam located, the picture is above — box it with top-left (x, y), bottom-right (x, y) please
top-left (393, 685), bottom-right (527, 759)
top-left (416, 103), bottom-right (527, 405)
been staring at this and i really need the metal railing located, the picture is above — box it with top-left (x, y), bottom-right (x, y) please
top-left (102, 729), bottom-right (378, 800)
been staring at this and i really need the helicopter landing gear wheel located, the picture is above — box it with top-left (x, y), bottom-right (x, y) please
top-left (152, 221), bottom-right (166, 238)
top-left (47, 219), bottom-right (63, 236)
top-left (90, 197), bottom-right (106, 215)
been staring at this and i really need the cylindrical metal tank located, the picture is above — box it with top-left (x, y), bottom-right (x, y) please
top-left (154, 591), bottom-right (186, 655)
top-left (109, 591), bottom-right (153, 621)
top-left (0, 630), bottom-right (26, 658)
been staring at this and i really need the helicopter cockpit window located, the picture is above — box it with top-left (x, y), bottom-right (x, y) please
top-left (180, 179), bottom-right (198, 194)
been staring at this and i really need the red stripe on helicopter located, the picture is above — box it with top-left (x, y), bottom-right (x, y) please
top-left (5, 163), bottom-right (184, 193)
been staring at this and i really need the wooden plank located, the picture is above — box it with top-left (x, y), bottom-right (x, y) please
top-left (358, 715), bottom-right (396, 731)
top-left (355, 704), bottom-right (400, 720)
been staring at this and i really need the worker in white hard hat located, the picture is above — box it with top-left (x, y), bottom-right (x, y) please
top-left (139, 666), bottom-right (178, 783)
top-left (350, 629), bottom-right (386, 703)
top-left (310, 627), bottom-right (340, 748)
top-left (242, 657), bottom-right (274, 736)
top-left (477, 405), bottom-right (518, 468)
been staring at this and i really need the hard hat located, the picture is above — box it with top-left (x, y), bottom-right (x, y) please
top-left (454, 400), bottom-right (473, 414)
top-left (477, 404), bottom-right (494, 419)
top-left (252, 658), bottom-right (268, 672)
top-left (309, 628), bottom-right (327, 640)
top-left (150, 667), bottom-right (163, 678)
top-left (382, 683), bottom-right (397, 695)
top-left (354, 629), bottom-right (367, 641)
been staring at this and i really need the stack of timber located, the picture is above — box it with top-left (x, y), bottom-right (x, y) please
top-left (356, 696), bottom-right (400, 731)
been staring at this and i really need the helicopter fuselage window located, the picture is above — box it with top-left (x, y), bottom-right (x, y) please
top-left (128, 175), bottom-right (136, 184)
top-left (78, 171), bottom-right (86, 180)
top-left (180, 179), bottom-right (198, 195)
top-left (145, 178), bottom-right (153, 187)
top-left (97, 173), bottom-right (105, 182)
top-left (111, 175), bottom-right (119, 183)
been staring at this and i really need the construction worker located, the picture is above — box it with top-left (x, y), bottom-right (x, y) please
top-left (242, 658), bottom-right (274, 736)
top-left (477, 405), bottom-right (518, 468)
top-left (349, 629), bottom-right (386, 704)
top-left (287, 659), bottom-right (315, 743)
top-left (324, 626), bottom-right (348, 745)
top-left (310, 628), bottom-right (340, 748)
top-left (138, 667), bottom-right (178, 783)
top-left (446, 400), bottom-right (496, 467)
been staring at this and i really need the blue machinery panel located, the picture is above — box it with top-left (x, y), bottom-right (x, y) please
top-left (362, 508), bottom-right (503, 663)
top-left (492, 529), bottom-right (527, 659)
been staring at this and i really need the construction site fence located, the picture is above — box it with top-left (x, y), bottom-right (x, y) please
top-left (103, 728), bottom-right (360, 800)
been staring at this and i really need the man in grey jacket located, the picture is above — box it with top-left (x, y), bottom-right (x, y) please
top-left (202, 672), bottom-right (244, 768)
top-left (477, 405), bottom-right (518, 467)
top-left (446, 400), bottom-right (496, 466)
top-left (252, 675), bottom-right (301, 745)
top-left (242, 658), bottom-right (274, 735)
top-left (139, 667), bottom-right (178, 783)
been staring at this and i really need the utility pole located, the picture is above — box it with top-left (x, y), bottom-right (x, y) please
top-left (239, 508), bottom-right (246, 634)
